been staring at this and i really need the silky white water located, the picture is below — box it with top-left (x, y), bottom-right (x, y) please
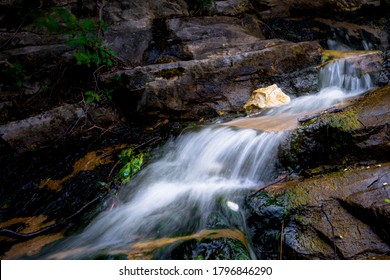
top-left (43, 57), bottom-right (374, 259)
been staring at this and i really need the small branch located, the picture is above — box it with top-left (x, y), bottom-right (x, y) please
top-left (107, 136), bottom-right (162, 179)
top-left (93, 64), bottom-right (106, 92)
top-left (251, 173), bottom-right (291, 195)
top-left (66, 196), bottom-right (100, 220)
top-left (279, 220), bottom-right (284, 260)
top-left (366, 178), bottom-right (380, 189)
top-left (97, 0), bottom-right (107, 37)
top-left (108, 159), bottom-right (121, 179)
top-left (358, 119), bottom-right (366, 128)
top-left (0, 224), bottom-right (58, 240)
top-left (0, 21), bottom-right (24, 50)
top-left (366, 173), bottom-right (387, 188)
top-left (0, 59), bottom-right (13, 67)
top-left (0, 197), bottom-right (101, 240)
top-left (133, 136), bottom-right (162, 151)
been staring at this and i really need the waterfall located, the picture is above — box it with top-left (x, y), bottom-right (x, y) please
top-left (229, 58), bottom-right (373, 131)
top-left (45, 127), bottom-right (286, 259)
top-left (319, 59), bottom-right (373, 94)
top-left (42, 56), bottom-right (374, 259)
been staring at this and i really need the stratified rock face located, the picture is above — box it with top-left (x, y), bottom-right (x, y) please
top-left (103, 0), bottom-right (189, 66)
top-left (167, 15), bottom-right (265, 60)
top-left (103, 40), bottom-right (322, 118)
top-left (243, 84), bottom-right (291, 112)
top-left (0, 104), bottom-right (122, 153)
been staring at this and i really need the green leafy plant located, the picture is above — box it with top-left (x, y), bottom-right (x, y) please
top-left (118, 148), bottom-right (144, 182)
top-left (385, 198), bottom-right (390, 205)
top-left (84, 90), bottom-right (101, 103)
top-left (37, 7), bottom-right (116, 68)
top-left (84, 89), bottom-right (113, 104)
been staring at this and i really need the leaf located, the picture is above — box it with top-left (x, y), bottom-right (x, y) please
top-left (85, 96), bottom-right (94, 104)
top-left (104, 89), bottom-right (113, 101)
top-left (119, 148), bottom-right (134, 162)
top-left (81, 20), bottom-right (97, 33)
top-left (99, 20), bottom-right (109, 31)
top-left (38, 7), bottom-right (117, 68)
top-left (385, 198), bottom-right (390, 205)
top-left (118, 150), bottom-right (144, 182)
top-left (84, 91), bottom-right (99, 103)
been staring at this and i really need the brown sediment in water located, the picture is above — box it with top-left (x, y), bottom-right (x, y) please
top-left (224, 113), bottom-right (300, 132)
top-left (0, 215), bottom-right (63, 259)
top-left (0, 215), bottom-right (56, 234)
top-left (38, 144), bottom-right (127, 192)
top-left (2, 233), bottom-right (64, 259)
top-left (47, 229), bottom-right (248, 260)
top-left (127, 229), bottom-right (248, 260)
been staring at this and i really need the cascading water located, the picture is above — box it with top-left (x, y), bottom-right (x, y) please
top-left (42, 56), bottom-right (374, 259)
top-left (320, 59), bottom-right (373, 94)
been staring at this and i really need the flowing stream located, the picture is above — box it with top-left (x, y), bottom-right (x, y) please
top-left (43, 55), bottom-right (374, 259)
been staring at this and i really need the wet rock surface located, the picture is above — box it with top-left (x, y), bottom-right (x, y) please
top-left (246, 83), bottom-right (390, 259)
top-left (280, 84), bottom-right (390, 172)
top-left (103, 40), bottom-right (322, 118)
top-left (246, 164), bottom-right (390, 259)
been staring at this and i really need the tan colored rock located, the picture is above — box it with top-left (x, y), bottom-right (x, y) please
top-left (243, 84), bottom-right (291, 112)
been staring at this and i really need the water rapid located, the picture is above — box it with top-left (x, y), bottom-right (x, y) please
top-left (43, 56), bottom-right (374, 259)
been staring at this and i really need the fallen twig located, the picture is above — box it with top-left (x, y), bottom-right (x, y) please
top-left (133, 136), bottom-right (162, 151)
top-left (107, 136), bottom-right (163, 179)
top-left (366, 173), bottom-right (387, 188)
top-left (0, 196), bottom-right (101, 240)
top-left (279, 220), bottom-right (284, 260)
top-left (0, 224), bottom-right (59, 240)
top-left (251, 173), bottom-right (291, 195)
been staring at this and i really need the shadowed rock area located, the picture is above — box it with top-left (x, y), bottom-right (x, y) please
top-left (247, 164), bottom-right (390, 259)
top-left (0, 0), bottom-right (389, 260)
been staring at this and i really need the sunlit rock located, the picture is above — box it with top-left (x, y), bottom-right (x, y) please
top-left (243, 84), bottom-right (291, 112)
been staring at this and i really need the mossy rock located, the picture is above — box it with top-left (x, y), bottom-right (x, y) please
top-left (247, 164), bottom-right (390, 259)
top-left (280, 85), bottom-right (390, 175)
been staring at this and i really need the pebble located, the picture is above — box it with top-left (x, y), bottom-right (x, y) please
top-left (227, 201), bottom-right (239, 212)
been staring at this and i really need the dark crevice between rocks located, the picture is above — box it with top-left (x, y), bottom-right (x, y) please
top-left (338, 198), bottom-right (390, 246)
top-left (260, 4), bottom-right (389, 51)
top-left (142, 18), bottom-right (193, 65)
